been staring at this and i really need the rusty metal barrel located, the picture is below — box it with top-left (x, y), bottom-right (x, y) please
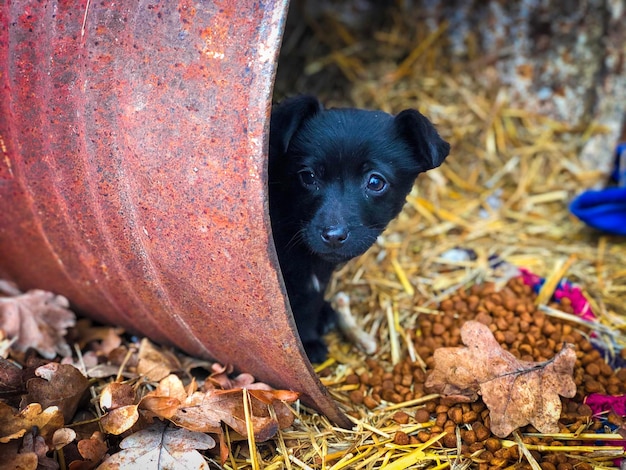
top-left (0, 1), bottom-right (350, 427)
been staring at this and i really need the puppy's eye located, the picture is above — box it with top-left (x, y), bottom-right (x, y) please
top-left (366, 174), bottom-right (387, 193)
top-left (298, 169), bottom-right (317, 188)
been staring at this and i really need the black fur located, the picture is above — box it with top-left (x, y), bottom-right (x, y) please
top-left (269, 96), bottom-right (450, 362)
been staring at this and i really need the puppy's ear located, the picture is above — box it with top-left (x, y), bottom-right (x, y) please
top-left (394, 109), bottom-right (450, 171)
top-left (270, 95), bottom-right (322, 154)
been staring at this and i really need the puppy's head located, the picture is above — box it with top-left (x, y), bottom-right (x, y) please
top-left (270, 95), bottom-right (450, 263)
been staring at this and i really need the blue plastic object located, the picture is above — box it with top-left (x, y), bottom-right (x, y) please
top-left (569, 143), bottom-right (626, 235)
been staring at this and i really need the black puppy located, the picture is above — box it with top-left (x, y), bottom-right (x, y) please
top-left (269, 96), bottom-right (450, 362)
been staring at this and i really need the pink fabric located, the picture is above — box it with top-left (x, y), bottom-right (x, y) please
top-left (518, 268), bottom-right (595, 320)
top-left (585, 393), bottom-right (626, 416)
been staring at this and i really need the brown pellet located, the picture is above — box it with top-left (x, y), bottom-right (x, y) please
top-left (393, 411), bottom-right (410, 424)
top-left (393, 431), bottom-right (410, 446)
top-left (363, 395), bottom-right (378, 409)
top-left (345, 373), bottom-right (360, 385)
top-left (414, 408), bottom-right (431, 423)
top-left (442, 432), bottom-right (458, 448)
top-left (349, 390), bottom-right (364, 404)
top-left (461, 429), bottom-right (477, 445)
top-left (484, 437), bottom-right (501, 453)
top-left (448, 406), bottom-right (464, 424)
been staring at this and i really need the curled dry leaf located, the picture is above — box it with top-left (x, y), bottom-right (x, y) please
top-left (20, 431), bottom-right (57, 470)
top-left (0, 289), bottom-right (76, 359)
top-left (0, 356), bottom-right (26, 396)
top-left (208, 363), bottom-right (264, 390)
top-left (139, 374), bottom-right (188, 420)
top-left (72, 432), bottom-right (108, 469)
top-left (73, 319), bottom-right (123, 355)
top-left (97, 420), bottom-right (214, 470)
top-left (100, 405), bottom-right (139, 436)
top-left (100, 382), bottom-right (136, 410)
top-left (136, 338), bottom-right (181, 382)
top-left (21, 363), bottom-right (90, 422)
top-left (425, 320), bottom-right (577, 437)
top-left (52, 427), bottom-right (77, 450)
top-left (0, 402), bottom-right (64, 443)
top-left (140, 374), bottom-right (298, 442)
top-left (0, 440), bottom-right (38, 470)
top-left (99, 382), bottom-right (141, 435)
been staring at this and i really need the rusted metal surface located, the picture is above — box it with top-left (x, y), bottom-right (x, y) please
top-left (0, 0), bottom-right (350, 427)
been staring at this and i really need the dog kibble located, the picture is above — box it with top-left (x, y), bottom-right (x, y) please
top-left (540, 462), bottom-right (557, 470)
top-left (344, 277), bottom-right (624, 468)
top-left (448, 406), bottom-right (464, 424)
top-left (362, 395), bottom-right (378, 409)
top-left (442, 432), bottom-right (458, 448)
top-left (345, 373), bottom-right (360, 385)
top-left (461, 429), bottom-right (477, 445)
top-left (414, 408), bottom-right (431, 423)
top-left (348, 390), bottom-right (364, 405)
top-left (392, 411), bottom-right (410, 424)
top-left (393, 431), bottom-right (410, 445)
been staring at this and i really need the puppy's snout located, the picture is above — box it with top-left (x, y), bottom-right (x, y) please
top-left (321, 226), bottom-right (349, 248)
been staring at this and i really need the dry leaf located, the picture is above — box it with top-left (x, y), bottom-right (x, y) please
top-left (21, 363), bottom-right (90, 422)
top-left (0, 356), bottom-right (26, 396)
top-left (99, 382), bottom-right (140, 435)
top-left (0, 289), bottom-right (76, 359)
top-left (100, 382), bottom-right (136, 410)
top-left (0, 440), bottom-right (38, 470)
top-left (100, 405), bottom-right (139, 436)
top-left (139, 374), bottom-right (188, 419)
top-left (207, 363), bottom-right (261, 390)
top-left (172, 389), bottom-right (290, 441)
top-left (20, 431), bottom-right (57, 470)
top-left (52, 427), bottom-right (77, 450)
top-left (73, 320), bottom-right (123, 355)
top-left (0, 402), bottom-right (64, 443)
top-left (141, 374), bottom-right (297, 441)
top-left (425, 320), bottom-right (577, 437)
top-left (136, 339), bottom-right (181, 382)
top-left (96, 420), bottom-right (214, 470)
top-left (69, 432), bottom-right (108, 470)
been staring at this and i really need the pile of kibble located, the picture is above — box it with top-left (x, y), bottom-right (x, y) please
top-left (342, 277), bottom-right (626, 470)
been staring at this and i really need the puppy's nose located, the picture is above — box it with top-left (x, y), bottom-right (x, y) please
top-left (321, 226), bottom-right (349, 248)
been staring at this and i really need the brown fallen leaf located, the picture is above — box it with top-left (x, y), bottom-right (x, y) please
top-left (20, 431), bottom-right (58, 470)
top-left (139, 374), bottom-right (189, 420)
top-left (140, 374), bottom-right (298, 442)
top-left (72, 319), bottom-right (124, 355)
top-left (0, 289), bottom-right (76, 359)
top-left (52, 427), bottom-right (77, 450)
top-left (0, 402), bottom-right (64, 443)
top-left (100, 405), bottom-right (139, 436)
top-left (99, 382), bottom-right (140, 436)
top-left (96, 420), bottom-right (215, 470)
top-left (207, 363), bottom-right (263, 390)
top-left (69, 432), bottom-right (108, 470)
top-left (425, 320), bottom-right (577, 437)
top-left (136, 339), bottom-right (181, 382)
top-left (21, 363), bottom-right (90, 423)
top-left (0, 439), bottom-right (38, 470)
top-left (0, 356), bottom-right (26, 396)
top-left (100, 382), bottom-right (136, 410)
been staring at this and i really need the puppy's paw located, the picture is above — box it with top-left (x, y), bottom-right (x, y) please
top-left (318, 301), bottom-right (338, 335)
top-left (303, 338), bottom-right (328, 364)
